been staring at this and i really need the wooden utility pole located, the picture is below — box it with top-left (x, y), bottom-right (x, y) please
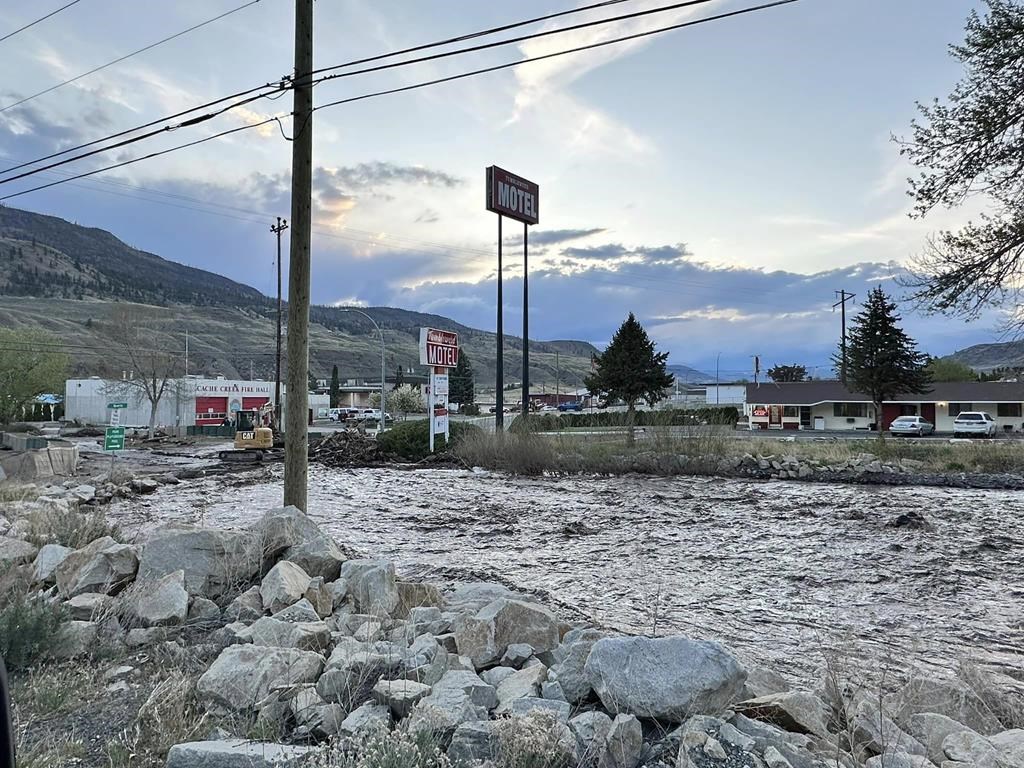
top-left (833, 290), bottom-right (856, 385)
top-left (284, 0), bottom-right (313, 511)
top-left (271, 217), bottom-right (288, 425)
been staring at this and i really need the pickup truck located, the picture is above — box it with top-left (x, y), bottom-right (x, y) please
top-left (557, 401), bottom-right (583, 412)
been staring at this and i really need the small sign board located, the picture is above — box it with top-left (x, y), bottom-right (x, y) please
top-left (104, 426), bottom-right (125, 451)
top-left (433, 407), bottom-right (448, 434)
top-left (107, 402), bottom-right (128, 409)
top-left (419, 328), bottom-right (459, 367)
top-left (433, 374), bottom-right (449, 396)
top-left (486, 166), bottom-right (539, 225)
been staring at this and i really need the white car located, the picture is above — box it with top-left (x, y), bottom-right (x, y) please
top-left (540, 405), bottom-right (559, 412)
top-left (889, 415), bottom-right (934, 437)
top-left (952, 411), bottom-right (998, 438)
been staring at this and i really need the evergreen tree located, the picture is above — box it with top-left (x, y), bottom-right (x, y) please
top-left (767, 364), bottom-right (807, 382)
top-left (329, 364), bottom-right (340, 407)
top-left (836, 287), bottom-right (932, 434)
top-left (450, 350), bottom-right (475, 407)
top-left (393, 365), bottom-right (405, 391)
top-left (584, 313), bottom-right (674, 442)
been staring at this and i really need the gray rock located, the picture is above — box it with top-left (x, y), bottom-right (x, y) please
top-left (396, 581), bottom-right (444, 617)
top-left (353, 619), bottom-right (384, 643)
top-left (316, 651), bottom-right (395, 709)
top-left (729, 712), bottom-right (814, 752)
top-left (340, 559), bottom-right (399, 617)
top-left (31, 543), bottom-right (72, 584)
top-left (132, 569), bottom-right (189, 627)
top-left (942, 729), bottom-right (999, 765)
top-left (126, 627), bottom-right (174, 647)
top-left (495, 664), bottom-right (547, 714)
top-left (741, 665), bottom-right (793, 699)
top-left (736, 691), bottom-right (831, 738)
top-left (272, 597), bottom-right (320, 623)
top-left (260, 560), bottom-right (311, 614)
top-left (303, 576), bottom-right (332, 618)
top-left (907, 712), bottom-right (977, 765)
top-left (165, 739), bottom-right (313, 768)
top-left (448, 721), bottom-right (499, 763)
top-left (551, 628), bottom-right (605, 703)
top-left (371, 679), bottom-right (432, 718)
top-left (137, 525), bottom-right (259, 598)
top-left (501, 642), bottom-right (535, 668)
top-left (56, 536), bottom-right (138, 597)
top-left (481, 666), bottom-right (517, 688)
top-left (543, 680), bottom-right (568, 702)
top-left (339, 703), bottom-right (392, 737)
top-left (237, 617), bottom-right (330, 651)
top-left (224, 586), bottom-right (263, 623)
top-left (130, 478), bottom-right (159, 495)
top-left (864, 752), bottom-right (935, 768)
top-left (888, 676), bottom-right (1003, 735)
top-left (435, 669), bottom-right (499, 710)
top-left (249, 505), bottom-right (346, 580)
top-left (599, 714), bottom-right (642, 768)
top-left (69, 484), bottom-right (96, 503)
top-left (66, 592), bottom-right (113, 620)
top-left (509, 697), bottom-right (570, 722)
top-left (991, 729), bottom-right (1024, 766)
top-left (197, 645), bottom-right (324, 712)
top-left (326, 577), bottom-right (349, 608)
top-left (584, 636), bottom-right (746, 722)
top-left (51, 620), bottom-right (99, 659)
top-left (853, 700), bottom-right (928, 760)
top-left (571, 710), bottom-right (614, 761)
top-left (187, 596), bottom-right (222, 626)
top-left (444, 581), bottom-right (521, 614)
top-left (455, 597), bottom-right (560, 668)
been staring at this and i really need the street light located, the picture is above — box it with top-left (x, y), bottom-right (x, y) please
top-left (340, 307), bottom-right (386, 433)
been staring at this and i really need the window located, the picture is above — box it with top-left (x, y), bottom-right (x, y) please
top-left (783, 406), bottom-right (800, 418)
top-left (833, 402), bottom-right (867, 418)
top-left (997, 403), bottom-right (1022, 418)
top-left (948, 403), bottom-right (971, 417)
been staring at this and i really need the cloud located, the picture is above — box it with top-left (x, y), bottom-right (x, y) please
top-left (415, 209), bottom-right (440, 224)
top-left (319, 162), bottom-right (461, 193)
top-left (504, 227), bottom-right (606, 246)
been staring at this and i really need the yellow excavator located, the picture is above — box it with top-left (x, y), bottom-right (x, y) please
top-left (217, 403), bottom-right (281, 463)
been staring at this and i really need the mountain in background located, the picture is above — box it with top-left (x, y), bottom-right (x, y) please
top-left (667, 363), bottom-right (712, 383)
top-left (947, 340), bottom-right (1024, 372)
top-left (0, 206), bottom-right (602, 387)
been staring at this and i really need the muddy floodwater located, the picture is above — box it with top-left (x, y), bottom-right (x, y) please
top-left (109, 460), bottom-right (1024, 682)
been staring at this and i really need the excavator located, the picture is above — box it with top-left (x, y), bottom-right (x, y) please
top-left (217, 403), bottom-right (282, 463)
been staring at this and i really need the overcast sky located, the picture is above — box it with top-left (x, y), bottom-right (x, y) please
top-left (0, 0), bottom-right (997, 378)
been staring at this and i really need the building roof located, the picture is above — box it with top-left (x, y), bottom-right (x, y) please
top-left (745, 380), bottom-right (1024, 405)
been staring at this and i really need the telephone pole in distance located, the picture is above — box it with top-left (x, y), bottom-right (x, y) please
top-left (833, 290), bottom-right (856, 385)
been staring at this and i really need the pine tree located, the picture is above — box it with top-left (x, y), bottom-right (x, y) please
top-left (584, 313), bottom-right (674, 442)
top-left (393, 365), bottom-right (405, 391)
top-left (836, 287), bottom-right (932, 434)
top-left (767, 364), bottom-right (807, 382)
top-left (329, 365), bottom-right (340, 407)
top-left (450, 350), bottom-right (475, 407)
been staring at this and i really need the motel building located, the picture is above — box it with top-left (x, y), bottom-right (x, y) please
top-left (744, 381), bottom-right (1024, 433)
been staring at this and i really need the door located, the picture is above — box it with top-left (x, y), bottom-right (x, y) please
top-left (195, 396), bottom-right (227, 425)
top-left (921, 403), bottom-right (936, 427)
top-left (769, 405), bottom-right (783, 427)
top-left (881, 404), bottom-right (901, 431)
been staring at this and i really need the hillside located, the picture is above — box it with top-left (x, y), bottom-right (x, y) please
top-left (668, 363), bottom-right (712, 383)
top-left (0, 206), bottom-right (602, 387)
top-left (947, 340), bottom-right (1024, 372)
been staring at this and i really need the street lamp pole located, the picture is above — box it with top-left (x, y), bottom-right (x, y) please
top-left (341, 308), bottom-right (386, 433)
top-left (716, 352), bottom-right (721, 404)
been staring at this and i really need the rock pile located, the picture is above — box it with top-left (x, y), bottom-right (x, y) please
top-left (5, 502), bottom-right (1022, 768)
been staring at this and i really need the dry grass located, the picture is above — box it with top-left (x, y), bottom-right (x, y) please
top-left (20, 506), bottom-right (124, 549)
top-left (494, 711), bottom-right (574, 768)
top-left (305, 723), bottom-right (452, 768)
top-left (0, 483), bottom-right (41, 504)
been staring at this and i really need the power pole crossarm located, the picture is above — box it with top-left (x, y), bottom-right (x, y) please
top-left (284, 0), bottom-right (313, 512)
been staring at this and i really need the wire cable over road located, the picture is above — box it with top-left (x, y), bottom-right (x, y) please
top-left (0, 0), bottom-right (83, 44)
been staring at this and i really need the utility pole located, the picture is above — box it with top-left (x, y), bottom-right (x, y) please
top-left (184, 329), bottom-right (188, 377)
top-left (521, 224), bottom-right (530, 417)
top-left (271, 217), bottom-right (288, 423)
top-left (555, 350), bottom-right (559, 405)
top-left (833, 290), bottom-right (856, 385)
top-left (284, 0), bottom-right (313, 512)
top-left (495, 216), bottom-right (503, 430)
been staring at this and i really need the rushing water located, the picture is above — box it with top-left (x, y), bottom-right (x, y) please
top-left (108, 462), bottom-right (1024, 682)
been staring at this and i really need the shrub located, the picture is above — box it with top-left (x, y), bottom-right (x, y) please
top-left (0, 591), bottom-right (66, 670)
top-left (306, 724), bottom-right (451, 768)
top-left (510, 407), bottom-right (739, 432)
top-left (494, 711), bottom-right (574, 768)
top-left (376, 419), bottom-right (482, 461)
top-left (456, 430), bottom-right (558, 475)
top-left (22, 507), bottom-right (122, 550)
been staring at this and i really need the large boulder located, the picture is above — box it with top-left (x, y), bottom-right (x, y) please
top-left (991, 729), bottom-right (1024, 766)
top-left (137, 524), bottom-right (259, 598)
top-left (495, 665), bottom-right (547, 714)
top-left (224, 586), bottom-right (264, 623)
top-left (455, 598), bottom-right (560, 668)
top-left (735, 691), bottom-right (831, 739)
top-left (887, 676), bottom-right (1003, 735)
top-left (584, 636), bottom-right (746, 722)
top-left (55, 536), bottom-right (138, 597)
top-left (250, 506), bottom-right (346, 580)
top-left (340, 560), bottom-right (399, 617)
top-left (131, 569), bottom-right (189, 627)
top-left (260, 561), bottom-right (311, 614)
top-left (31, 543), bottom-right (72, 585)
top-left (372, 679), bottom-right (432, 718)
top-left (907, 712), bottom-right (977, 766)
top-left (51, 620), bottom-right (99, 659)
top-left (196, 645), bottom-right (324, 712)
top-left (165, 740), bottom-right (313, 768)
top-left (551, 628), bottom-right (605, 703)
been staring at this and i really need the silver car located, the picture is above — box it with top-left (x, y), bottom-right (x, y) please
top-left (889, 415), bottom-right (935, 437)
top-left (952, 411), bottom-right (998, 438)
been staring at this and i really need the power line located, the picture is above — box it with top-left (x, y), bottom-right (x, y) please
top-left (0, 0), bottom-right (800, 199)
top-left (0, 0), bottom-right (263, 114)
top-left (0, 0), bottom-right (82, 44)
top-left (0, 0), bottom-right (640, 179)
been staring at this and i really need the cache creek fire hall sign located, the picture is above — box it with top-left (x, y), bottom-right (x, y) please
top-left (420, 328), bottom-right (460, 451)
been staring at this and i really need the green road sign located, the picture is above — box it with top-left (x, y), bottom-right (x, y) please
top-left (104, 426), bottom-right (125, 451)
top-left (107, 402), bottom-right (128, 409)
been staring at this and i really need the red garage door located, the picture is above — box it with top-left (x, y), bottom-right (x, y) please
top-left (196, 396), bottom-right (228, 425)
top-left (242, 397), bottom-right (269, 410)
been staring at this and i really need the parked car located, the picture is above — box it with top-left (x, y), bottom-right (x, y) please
top-left (557, 401), bottom-right (583, 412)
top-left (889, 415), bottom-right (934, 437)
top-left (540, 405), bottom-right (559, 412)
top-left (953, 411), bottom-right (998, 438)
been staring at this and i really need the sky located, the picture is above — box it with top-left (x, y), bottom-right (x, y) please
top-left (0, 0), bottom-right (999, 379)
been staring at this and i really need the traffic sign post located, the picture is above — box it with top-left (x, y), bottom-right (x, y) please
top-left (104, 426), bottom-right (125, 452)
top-left (107, 402), bottom-right (127, 427)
